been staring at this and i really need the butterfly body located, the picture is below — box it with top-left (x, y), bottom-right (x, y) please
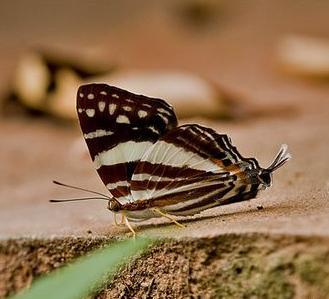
top-left (76, 84), bottom-right (291, 224)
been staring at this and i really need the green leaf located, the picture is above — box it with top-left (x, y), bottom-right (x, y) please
top-left (10, 237), bottom-right (153, 299)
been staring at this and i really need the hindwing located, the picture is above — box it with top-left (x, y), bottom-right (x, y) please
top-left (131, 124), bottom-right (261, 215)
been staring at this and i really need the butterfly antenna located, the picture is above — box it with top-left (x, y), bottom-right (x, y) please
top-left (50, 197), bottom-right (108, 203)
top-left (52, 180), bottom-right (111, 199)
top-left (267, 144), bottom-right (292, 172)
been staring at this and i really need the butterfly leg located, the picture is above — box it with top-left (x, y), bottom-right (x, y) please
top-left (114, 213), bottom-right (119, 226)
top-left (114, 213), bottom-right (126, 226)
top-left (152, 208), bottom-right (186, 228)
top-left (120, 213), bottom-right (125, 225)
top-left (122, 212), bottom-right (136, 238)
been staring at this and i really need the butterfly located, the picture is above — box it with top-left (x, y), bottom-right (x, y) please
top-left (53, 83), bottom-right (291, 236)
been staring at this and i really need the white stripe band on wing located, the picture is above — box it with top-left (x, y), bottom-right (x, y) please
top-left (93, 141), bottom-right (153, 169)
top-left (163, 189), bottom-right (220, 212)
top-left (132, 174), bottom-right (188, 182)
top-left (84, 129), bottom-right (114, 139)
top-left (106, 181), bottom-right (129, 190)
top-left (131, 178), bottom-right (230, 201)
top-left (164, 183), bottom-right (240, 216)
top-left (140, 141), bottom-right (221, 172)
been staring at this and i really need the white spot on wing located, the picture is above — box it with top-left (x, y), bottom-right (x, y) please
top-left (100, 91), bottom-right (107, 95)
top-left (78, 108), bottom-right (83, 113)
top-left (86, 109), bottom-right (95, 117)
top-left (122, 106), bottom-right (132, 111)
top-left (109, 104), bottom-right (117, 115)
top-left (138, 110), bottom-right (148, 118)
top-left (157, 108), bottom-right (171, 116)
top-left (126, 99), bottom-right (134, 103)
top-left (87, 93), bottom-right (95, 100)
top-left (116, 115), bottom-right (130, 124)
top-left (112, 94), bottom-right (119, 99)
top-left (84, 129), bottom-right (113, 139)
top-left (142, 103), bottom-right (151, 108)
top-left (79, 93), bottom-right (84, 98)
top-left (149, 126), bottom-right (160, 134)
top-left (98, 101), bottom-right (106, 112)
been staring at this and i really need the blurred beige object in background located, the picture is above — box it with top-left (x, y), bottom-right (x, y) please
top-left (10, 51), bottom-right (230, 120)
top-left (14, 52), bottom-right (51, 109)
top-left (47, 69), bottom-right (81, 119)
top-left (278, 35), bottom-right (329, 79)
top-left (96, 70), bottom-right (228, 118)
top-left (10, 51), bottom-right (110, 119)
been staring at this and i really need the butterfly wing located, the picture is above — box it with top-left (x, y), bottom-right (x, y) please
top-left (131, 124), bottom-right (262, 215)
top-left (77, 83), bottom-right (178, 203)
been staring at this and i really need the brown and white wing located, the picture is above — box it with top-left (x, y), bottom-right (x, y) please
top-left (77, 83), bottom-right (178, 203)
top-left (131, 124), bottom-right (261, 215)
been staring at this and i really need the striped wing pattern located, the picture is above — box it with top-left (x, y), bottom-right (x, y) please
top-left (77, 84), bottom-right (178, 203)
top-left (76, 83), bottom-right (270, 221)
top-left (130, 124), bottom-right (261, 216)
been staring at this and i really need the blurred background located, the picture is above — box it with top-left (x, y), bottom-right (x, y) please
top-left (0, 0), bottom-right (328, 237)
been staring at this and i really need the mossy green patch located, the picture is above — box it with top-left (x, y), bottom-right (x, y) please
top-left (296, 252), bottom-right (329, 298)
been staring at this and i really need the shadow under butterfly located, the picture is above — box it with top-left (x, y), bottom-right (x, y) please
top-left (52, 83), bottom-right (291, 236)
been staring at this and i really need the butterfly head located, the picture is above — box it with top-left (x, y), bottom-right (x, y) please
top-left (257, 144), bottom-right (291, 188)
top-left (107, 198), bottom-right (122, 212)
top-left (257, 169), bottom-right (273, 188)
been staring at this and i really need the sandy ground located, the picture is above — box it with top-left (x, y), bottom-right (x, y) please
top-left (0, 103), bottom-right (328, 239)
top-left (0, 0), bottom-right (328, 240)
top-left (0, 1), bottom-right (329, 297)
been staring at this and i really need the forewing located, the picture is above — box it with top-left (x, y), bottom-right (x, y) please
top-left (131, 124), bottom-right (260, 214)
top-left (77, 83), bottom-right (178, 203)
